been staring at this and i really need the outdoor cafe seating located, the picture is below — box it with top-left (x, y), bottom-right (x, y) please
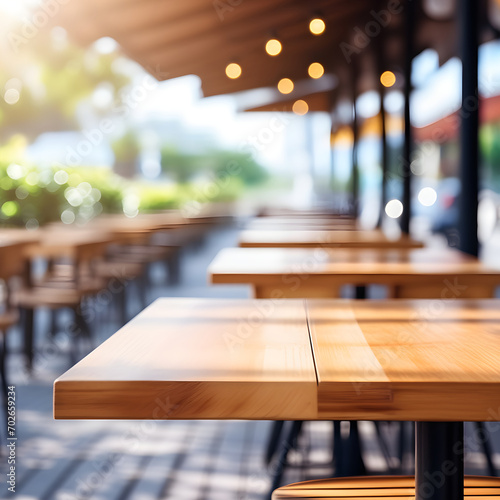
top-left (2, 0), bottom-right (500, 499)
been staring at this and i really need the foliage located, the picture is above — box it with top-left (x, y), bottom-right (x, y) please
top-left (111, 131), bottom-right (141, 162)
top-left (0, 138), bottom-right (248, 227)
top-left (160, 147), bottom-right (268, 186)
top-left (480, 124), bottom-right (500, 190)
top-left (0, 31), bottom-right (130, 140)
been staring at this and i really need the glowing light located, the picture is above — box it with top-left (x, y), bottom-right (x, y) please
top-left (309, 18), bottom-right (325, 35)
top-left (65, 188), bottom-right (83, 207)
top-left (61, 209), bottom-right (76, 224)
top-left (225, 63), bottom-right (242, 79)
top-left (380, 71), bottom-right (396, 88)
top-left (123, 193), bottom-right (140, 218)
top-left (25, 172), bottom-right (39, 186)
top-left (277, 78), bottom-right (294, 94)
top-left (1, 201), bottom-right (18, 217)
top-left (54, 170), bottom-right (69, 185)
top-left (385, 199), bottom-right (403, 218)
top-left (265, 39), bottom-right (282, 56)
top-left (308, 62), bottom-right (324, 79)
top-left (6, 163), bottom-right (25, 180)
top-left (93, 37), bottom-right (118, 54)
top-left (4, 89), bottom-right (20, 105)
top-left (25, 218), bottom-right (39, 230)
top-left (292, 100), bottom-right (309, 115)
top-left (418, 187), bottom-right (437, 207)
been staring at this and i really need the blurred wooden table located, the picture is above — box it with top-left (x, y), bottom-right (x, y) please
top-left (246, 217), bottom-right (358, 231)
top-left (209, 247), bottom-right (500, 298)
top-left (54, 298), bottom-right (500, 499)
top-left (238, 229), bottom-right (423, 249)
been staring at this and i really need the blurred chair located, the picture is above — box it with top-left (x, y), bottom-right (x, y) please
top-left (0, 243), bottom-right (27, 423)
top-left (13, 240), bottom-right (110, 370)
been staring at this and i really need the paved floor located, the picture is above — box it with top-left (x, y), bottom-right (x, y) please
top-left (2, 222), bottom-right (499, 500)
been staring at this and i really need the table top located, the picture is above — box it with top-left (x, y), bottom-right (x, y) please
top-left (209, 247), bottom-right (500, 286)
top-left (23, 230), bottom-right (113, 259)
top-left (54, 298), bottom-right (317, 420)
top-left (238, 229), bottom-right (424, 249)
top-left (246, 217), bottom-right (358, 231)
top-left (54, 298), bottom-right (500, 422)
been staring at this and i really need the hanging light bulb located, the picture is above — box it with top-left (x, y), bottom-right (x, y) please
top-left (292, 100), bottom-right (309, 115)
top-left (380, 71), bottom-right (396, 88)
top-left (309, 18), bottom-right (325, 35)
top-left (265, 38), bottom-right (282, 56)
top-left (308, 62), bottom-right (324, 79)
top-left (277, 78), bottom-right (294, 94)
top-left (225, 63), bottom-right (242, 79)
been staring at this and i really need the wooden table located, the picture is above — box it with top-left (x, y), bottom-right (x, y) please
top-left (239, 229), bottom-right (424, 249)
top-left (54, 298), bottom-right (317, 420)
top-left (209, 247), bottom-right (500, 298)
top-left (246, 217), bottom-right (358, 231)
top-left (54, 298), bottom-right (500, 499)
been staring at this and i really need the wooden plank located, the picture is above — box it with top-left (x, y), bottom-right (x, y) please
top-left (238, 230), bottom-right (423, 249)
top-left (209, 247), bottom-right (500, 298)
top-left (54, 298), bottom-right (317, 420)
top-left (308, 299), bottom-right (500, 421)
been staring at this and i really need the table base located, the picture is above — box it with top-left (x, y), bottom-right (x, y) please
top-left (416, 422), bottom-right (464, 500)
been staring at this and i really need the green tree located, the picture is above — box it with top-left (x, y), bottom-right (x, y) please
top-left (0, 31), bottom-right (130, 141)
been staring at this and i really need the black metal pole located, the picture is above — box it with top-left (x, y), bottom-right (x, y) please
top-left (329, 91), bottom-right (338, 211)
top-left (458, 0), bottom-right (479, 257)
top-left (377, 46), bottom-right (388, 228)
top-left (415, 422), bottom-right (464, 500)
top-left (330, 125), bottom-right (336, 202)
top-left (351, 65), bottom-right (360, 218)
top-left (400, 0), bottom-right (415, 234)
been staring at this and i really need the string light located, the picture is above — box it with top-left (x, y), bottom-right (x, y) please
top-left (308, 62), bottom-right (324, 79)
top-left (265, 38), bottom-right (282, 56)
top-left (292, 100), bottom-right (309, 115)
top-left (309, 18), bottom-right (325, 35)
top-left (380, 71), bottom-right (396, 88)
top-left (277, 78), bottom-right (294, 94)
top-left (225, 63), bottom-right (242, 79)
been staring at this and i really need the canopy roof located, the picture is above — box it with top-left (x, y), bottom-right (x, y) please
top-left (47, 0), bottom-right (460, 99)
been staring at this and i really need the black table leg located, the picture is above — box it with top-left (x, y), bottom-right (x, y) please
top-left (415, 422), bottom-right (464, 500)
top-left (23, 308), bottom-right (34, 373)
top-left (333, 421), bottom-right (366, 477)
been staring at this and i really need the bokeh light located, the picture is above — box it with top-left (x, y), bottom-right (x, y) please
top-left (265, 39), bottom-right (282, 56)
top-left (4, 88), bottom-right (20, 105)
top-left (309, 18), bottom-right (326, 35)
top-left (385, 199), bottom-right (404, 218)
top-left (225, 63), bottom-right (242, 79)
top-left (308, 62), bottom-right (324, 79)
top-left (277, 78), bottom-right (294, 94)
top-left (292, 100), bottom-right (309, 115)
top-left (380, 71), bottom-right (396, 88)
top-left (418, 187), bottom-right (437, 206)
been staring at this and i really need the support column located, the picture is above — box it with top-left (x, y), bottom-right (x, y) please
top-left (377, 44), bottom-right (388, 228)
top-left (458, 0), bottom-right (479, 257)
top-left (400, 0), bottom-right (415, 234)
top-left (351, 64), bottom-right (360, 217)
